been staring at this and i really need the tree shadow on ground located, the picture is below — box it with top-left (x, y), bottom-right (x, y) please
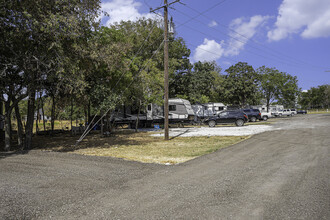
top-left (32, 130), bottom-right (163, 153)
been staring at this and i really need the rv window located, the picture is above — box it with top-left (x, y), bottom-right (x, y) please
top-left (169, 105), bottom-right (176, 111)
top-left (148, 104), bottom-right (151, 111)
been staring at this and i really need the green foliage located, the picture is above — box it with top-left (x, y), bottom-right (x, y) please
top-left (299, 85), bottom-right (330, 109)
top-left (170, 61), bottom-right (223, 104)
top-left (257, 66), bottom-right (298, 109)
top-left (223, 62), bottom-right (260, 106)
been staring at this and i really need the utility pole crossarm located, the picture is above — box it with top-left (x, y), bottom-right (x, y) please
top-left (150, 0), bottom-right (180, 13)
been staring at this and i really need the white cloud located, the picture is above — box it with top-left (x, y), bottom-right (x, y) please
top-left (193, 38), bottom-right (225, 62)
top-left (208, 20), bottom-right (218, 27)
top-left (268, 0), bottom-right (330, 41)
top-left (193, 15), bottom-right (269, 62)
top-left (101, 0), bottom-right (157, 26)
top-left (225, 15), bottom-right (270, 56)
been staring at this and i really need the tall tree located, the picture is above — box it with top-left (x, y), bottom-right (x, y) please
top-left (1, 0), bottom-right (101, 150)
top-left (224, 62), bottom-right (260, 107)
top-left (276, 73), bottom-right (299, 108)
top-left (258, 66), bottom-right (282, 112)
top-left (299, 85), bottom-right (330, 109)
top-left (171, 61), bottom-right (223, 104)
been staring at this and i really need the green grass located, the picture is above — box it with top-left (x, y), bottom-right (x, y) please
top-left (34, 131), bottom-right (249, 164)
top-left (307, 110), bottom-right (330, 114)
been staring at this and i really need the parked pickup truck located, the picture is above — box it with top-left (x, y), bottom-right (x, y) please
top-left (260, 111), bottom-right (272, 121)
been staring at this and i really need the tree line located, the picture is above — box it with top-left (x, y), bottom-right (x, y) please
top-left (299, 85), bottom-right (330, 109)
top-left (1, 0), bottom-right (300, 151)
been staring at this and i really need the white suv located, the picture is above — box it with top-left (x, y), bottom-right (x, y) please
top-left (278, 109), bottom-right (293, 117)
top-left (290, 109), bottom-right (297, 115)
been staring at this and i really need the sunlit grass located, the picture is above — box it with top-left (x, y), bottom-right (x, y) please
top-left (34, 130), bottom-right (249, 164)
top-left (307, 110), bottom-right (330, 114)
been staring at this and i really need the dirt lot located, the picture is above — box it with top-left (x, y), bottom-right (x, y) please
top-left (0, 114), bottom-right (329, 219)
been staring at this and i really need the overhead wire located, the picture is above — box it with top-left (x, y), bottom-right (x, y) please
top-left (171, 7), bottom-right (311, 69)
top-left (182, 3), bottom-right (328, 70)
top-left (177, 1), bottom-right (328, 70)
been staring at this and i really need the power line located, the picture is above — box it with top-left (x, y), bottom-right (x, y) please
top-left (171, 7), bottom-right (310, 69)
top-left (175, 20), bottom-right (302, 68)
top-left (180, 3), bottom-right (327, 70)
top-left (175, 0), bottom-right (227, 29)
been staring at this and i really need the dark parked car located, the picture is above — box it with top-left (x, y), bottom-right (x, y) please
top-left (297, 110), bottom-right (307, 114)
top-left (242, 109), bottom-right (262, 122)
top-left (205, 110), bottom-right (248, 127)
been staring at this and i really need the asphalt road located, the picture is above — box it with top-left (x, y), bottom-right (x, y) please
top-left (1, 114), bottom-right (329, 219)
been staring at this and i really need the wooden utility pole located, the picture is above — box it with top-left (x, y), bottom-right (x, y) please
top-left (151, 0), bottom-right (179, 140)
top-left (163, 0), bottom-right (169, 140)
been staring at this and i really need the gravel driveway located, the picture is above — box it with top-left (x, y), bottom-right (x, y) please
top-left (151, 124), bottom-right (278, 137)
top-left (1, 114), bottom-right (329, 219)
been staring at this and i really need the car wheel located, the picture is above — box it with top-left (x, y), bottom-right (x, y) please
top-left (262, 116), bottom-right (268, 121)
top-left (250, 116), bottom-right (257, 122)
top-left (279, 113), bottom-right (282, 117)
top-left (235, 119), bottom-right (244, 127)
top-left (208, 120), bottom-right (216, 127)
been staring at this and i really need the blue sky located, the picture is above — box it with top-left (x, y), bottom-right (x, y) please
top-left (100, 0), bottom-right (330, 90)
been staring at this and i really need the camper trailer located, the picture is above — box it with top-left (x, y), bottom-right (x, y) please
top-left (111, 98), bottom-right (195, 128)
top-left (192, 102), bottom-right (227, 122)
top-left (203, 103), bottom-right (227, 115)
top-left (192, 104), bottom-right (213, 121)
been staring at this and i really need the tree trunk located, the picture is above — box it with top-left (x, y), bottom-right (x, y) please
top-left (24, 90), bottom-right (36, 150)
top-left (0, 98), bottom-right (3, 116)
top-left (266, 97), bottom-right (270, 113)
top-left (84, 105), bottom-right (87, 126)
top-left (35, 105), bottom-right (39, 135)
top-left (135, 100), bottom-right (141, 132)
top-left (70, 97), bottom-right (73, 131)
top-left (39, 92), bottom-right (46, 131)
top-left (14, 103), bottom-right (24, 148)
top-left (100, 110), bottom-right (104, 137)
top-left (51, 95), bottom-right (55, 133)
top-left (87, 100), bottom-right (91, 124)
top-left (4, 101), bottom-right (12, 151)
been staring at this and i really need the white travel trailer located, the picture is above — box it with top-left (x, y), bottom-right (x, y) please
top-left (146, 98), bottom-right (195, 122)
top-left (111, 98), bottom-right (195, 128)
top-left (203, 103), bottom-right (227, 115)
top-left (192, 102), bottom-right (227, 122)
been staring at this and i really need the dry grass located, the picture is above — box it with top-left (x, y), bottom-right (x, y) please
top-left (10, 120), bottom-right (84, 133)
top-left (33, 130), bottom-right (249, 164)
top-left (307, 110), bottom-right (330, 114)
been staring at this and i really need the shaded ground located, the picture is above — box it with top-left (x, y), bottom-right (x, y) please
top-left (32, 130), bottom-right (248, 164)
top-left (0, 114), bottom-right (329, 219)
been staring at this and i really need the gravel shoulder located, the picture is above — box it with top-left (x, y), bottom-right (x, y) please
top-left (151, 124), bottom-right (278, 137)
top-left (1, 114), bottom-right (329, 219)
